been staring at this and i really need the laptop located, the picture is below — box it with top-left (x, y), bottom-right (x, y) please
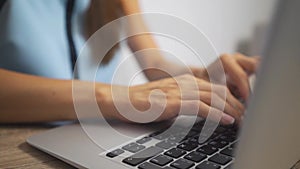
top-left (27, 0), bottom-right (300, 168)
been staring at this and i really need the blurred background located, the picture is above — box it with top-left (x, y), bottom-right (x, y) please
top-left (96, 0), bottom-right (277, 85)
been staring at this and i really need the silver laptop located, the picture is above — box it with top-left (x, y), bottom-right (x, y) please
top-left (27, 0), bottom-right (300, 169)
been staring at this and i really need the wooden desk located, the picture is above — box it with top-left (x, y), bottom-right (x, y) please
top-left (0, 124), bottom-right (75, 169)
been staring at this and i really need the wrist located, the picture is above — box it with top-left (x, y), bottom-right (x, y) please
top-left (95, 84), bottom-right (114, 119)
top-left (95, 83), bottom-right (129, 121)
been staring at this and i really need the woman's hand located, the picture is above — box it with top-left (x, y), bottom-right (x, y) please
top-left (97, 74), bottom-right (244, 125)
top-left (194, 53), bottom-right (260, 100)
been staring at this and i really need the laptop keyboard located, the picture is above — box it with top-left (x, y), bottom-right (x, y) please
top-left (106, 120), bottom-right (238, 169)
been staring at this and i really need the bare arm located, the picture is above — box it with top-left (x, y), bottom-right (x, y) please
top-left (120, 0), bottom-right (206, 81)
top-left (120, 1), bottom-right (260, 100)
top-left (0, 69), bottom-right (116, 123)
top-left (0, 69), bottom-right (243, 124)
top-left (0, 2), bottom-right (253, 124)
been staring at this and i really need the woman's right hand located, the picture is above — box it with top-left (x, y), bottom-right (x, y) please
top-left (97, 74), bottom-right (244, 125)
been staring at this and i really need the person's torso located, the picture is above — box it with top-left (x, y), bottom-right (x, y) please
top-left (1, 0), bottom-right (90, 79)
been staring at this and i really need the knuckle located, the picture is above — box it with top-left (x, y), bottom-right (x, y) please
top-left (198, 101), bottom-right (207, 113)
top-left (195, 100), bottom-right (202, 107)
top-left (197, 78), bottom-right (205, 84)
top-left (220, 53), bottom-right (231, 60)
top-left (191, 100), bottom-right (202, 111)
top-left (200, 91), bottom-right (210, 99)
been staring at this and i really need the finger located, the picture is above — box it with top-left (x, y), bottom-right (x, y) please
top-left (193, 79), bottom-right (245, 112)
top-left (155, 99), bottom-right (180, 122)
top-left (179, 75), bottom-right (245, 113)
top-left (199, 91), bottom-right (243, 121)
top-left (224, 87), bottom-right (245, 113)
top-left (221, 54), bottom-right (250, 99)
top-left (182, 100), bottom-right (235, 125)
top-left (211, 84), bottom-right (245, 113)
top-left (235, 53), bottom-right (260, 74)
top-left (227, 81), bottom-right (241, 98)
top-left (178, 77), bottom-right (213, 95)
top-left (195, 78), bottom-right (213, 91)
top-left (174, 74), bottom-right (203, 92)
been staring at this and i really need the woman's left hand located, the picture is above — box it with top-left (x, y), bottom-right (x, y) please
top-left (193, 53), bottom-right (260, 100)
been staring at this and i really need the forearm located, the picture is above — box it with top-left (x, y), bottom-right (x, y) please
top-left (125, 19), bottom-right (205, 80)
top-left (123, 9), bottom-right (165, 80)
top-left (120, 0), bottom-right (169, 80)
top-left (121, 1), bottom-right (207, 81)
top-left (127, 33), bottom-right (208, 80)
top-left (0, 69), bottom-right (116, 123)
top-left (0, 69), bottom-right (77, 123)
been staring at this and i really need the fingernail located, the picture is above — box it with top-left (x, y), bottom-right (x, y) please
top-left (222, 114), bottom-right (235, 124)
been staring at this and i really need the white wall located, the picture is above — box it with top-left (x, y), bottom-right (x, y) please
top-left (113, 0), bottom-right (277, 85)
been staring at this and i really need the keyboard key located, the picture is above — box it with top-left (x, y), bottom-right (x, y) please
top-left (186, 130), bottom-right (198, 137)
top-left (196, 161), bottom-right (221, 169)
top-left (184, 151), bottom-right (206, 163)
top-left (175, 130), bottom-right (198, 140)
top-left (220, 147), bottom-right (234, 157)
top-left (167, 126), bottom-right (186, 134)
top-left (106, 149), bottom-right (124, 158)
top-left (138, 162), bottom-right (163, 169)
top-left (186, 137), bottom-right (199, 144)
top-left (137, 137), bottom-right (152, 144)
top-left (150, 155), bottom-right (173, 166)
top-left (170, 158), bottom-right (194, 169)
top-left (197, 145), bottom-right (218, 155)
top-left (219, 134), bottom-right (237, 142)
top-left (168, 135), bottom-right (186, 143)
top-left (150, 131), bottom-right (171, 140)
top-left (192, 119), bottom-right (205, 126)
top-left (164, 148), bottom-right (186, 158)
top-left (226, 127), bottom-right (238, 133)
top-left (209, 132), bottom-right (219, 140)
top-left (122, 146), bottom-right (163, 166)
top-left (191, 124), bottom-right (204, 132)
top-left (122, 142), bottom-right (146, 153)
top-left (208, 139), bottom-right (228, 149)
top-left (191, 126), bottom-right (203, 132)
top-left (196, 132), bottom-right (215, 143)
top-left (154, 134), bottom-right (171, 140)
top-left (214, 126), bottom-right (226, 133)
top-left (209, 154), bottom-right (232, 165)
top-left (177, 142), bottom-right (198, 151)
top-left (156, 140), bottom-right (177, 149)
top-left (164, 167), bottom-right (175, 169)
top-left (221, 124), bottom-right (235, 129)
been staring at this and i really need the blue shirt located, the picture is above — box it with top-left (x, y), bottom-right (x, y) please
top-left (0, 0), bottom-right (120, 83)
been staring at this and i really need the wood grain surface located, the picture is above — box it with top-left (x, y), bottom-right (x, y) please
top-left (0, 124), bottom-right (75, 169)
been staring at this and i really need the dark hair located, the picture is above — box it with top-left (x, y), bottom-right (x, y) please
top-left (85, 0), bottom-right (125, 65)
